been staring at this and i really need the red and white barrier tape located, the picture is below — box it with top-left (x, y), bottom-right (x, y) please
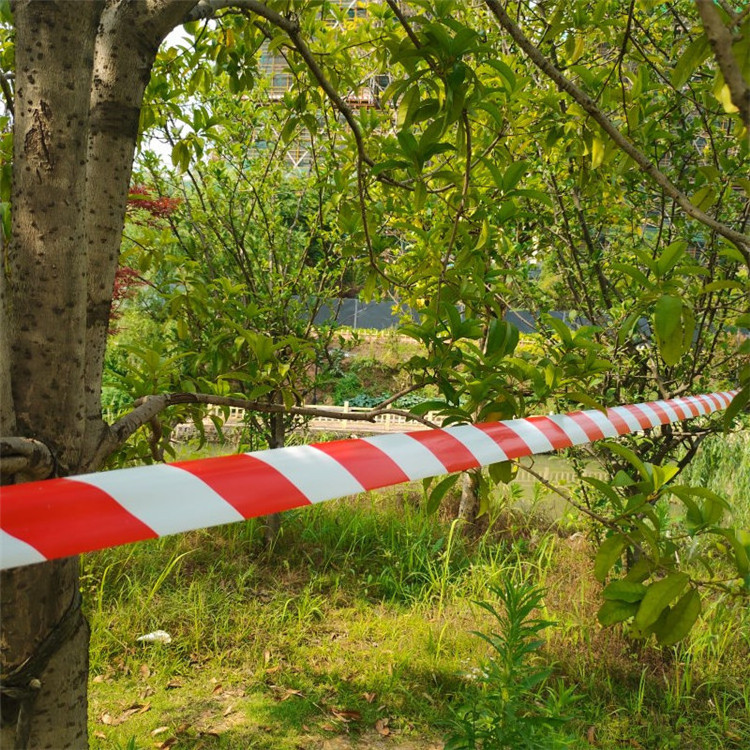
top-left (0, 391), bottom-right (738, 570)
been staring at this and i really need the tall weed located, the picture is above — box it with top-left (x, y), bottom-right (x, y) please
top-left (445, 579), bottom-right (577, 749)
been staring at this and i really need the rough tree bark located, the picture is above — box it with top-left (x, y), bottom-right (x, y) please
top-left (1, 2), bottom-right (195, 747)
top-left (458, 470), bottom-right (481, 530)
top-left (263, 408), bottom-right (286, 547)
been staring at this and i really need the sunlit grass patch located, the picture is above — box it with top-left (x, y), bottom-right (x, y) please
top-left (86, 469), bottom-right (750, 749)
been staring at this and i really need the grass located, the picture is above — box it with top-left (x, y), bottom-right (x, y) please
top-left (85, 439), bottom-right (750, 749)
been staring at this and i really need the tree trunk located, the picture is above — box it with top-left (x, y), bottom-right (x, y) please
top-left (263, 410), bottom-right (286, 547)
top-left (2, 3), bottom-right (100, 745)
top-left (0, 561), bottom-right (89, 750)
top-left (2, 3), bottom-right (194, 746)
top-left (458, 469), bottom-right (481, 530)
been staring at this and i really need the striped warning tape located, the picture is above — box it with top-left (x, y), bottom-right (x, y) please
top-left (0, 391), bottom-right (738, 570)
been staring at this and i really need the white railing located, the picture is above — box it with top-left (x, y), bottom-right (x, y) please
top-left (177, 402), bottom-right (443, 438)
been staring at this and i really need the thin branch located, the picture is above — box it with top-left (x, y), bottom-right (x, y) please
top-left (483, 0), bottom-right (750, 266)
top-left (194, 1), bottom-right (368, 158)
top-left (512, 458), bottom-right (624, 533)
top-left (186, 0), bottom-right (410, 189)
top-left (384, 0), bottom-right (423, 53)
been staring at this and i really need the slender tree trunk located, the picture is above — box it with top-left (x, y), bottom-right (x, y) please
top-left (458, 469), bottom-right (481, 530)
top-left (82, 0), bottom-right (188, 467)
top-left (263, 409), bottom-right (286, 547)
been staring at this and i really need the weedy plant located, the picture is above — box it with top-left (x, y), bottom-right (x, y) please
top-left (445, 579), bottom-right (577, 750)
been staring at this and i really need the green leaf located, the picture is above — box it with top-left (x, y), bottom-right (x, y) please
top-left (598, 599), bottom-right (639, 626)
top-left (618, 310), bottom-right (642, 344)
top-left (484, 58), bottom-right (516, 90)
top-left (690, 185), bottom-right (717, 211)
top-left (653, 295), bottom-right (689, 366)
top-left (488, 461), bottom-right (514, 484)
top-left (280, 117), bottom-right (298, 144)
top-left (612, 262), bottom-right (651, 287)
top-left (485, 319), bottom-right (518, 357)
top-left (671, 35), bottom-right (709, 88)
top-left (624, 559), bottom-right (655, 583)
top-left (503, 160), bottom-right (528, 192)
top-left (723, 386), bottom-right (749, 430)
top-left (544, 315), bottom-right (573, 346)
top-left (603, 580), bottom-right (648, 603)
top-left (445, 304), bottom-right (463, 338)
top-left (654, 589), bottom-right (701, 645)
top-left (567, 390), bottom-right (607, 412)
top-left (603, 442), bottom-right (650, 481)
top-left (583, 476), bottom-right (622, 508)
top-left (594, 534), bottom-right (627, 582)
top-left (591, 137), bottom-right (605, 169)
top-left (425, 473), bottom-right (460, 514)
top-left (171, 140), bottom-right (191, 172)
top-left (655, 240), bottom-right (686, 278)
top-left (646, 463), bottom-right (678, 491)
top-left (611, 469), bottom-right (636, 487)
top-left (396, 129), bottom-right (418, 159)
top-left (634, 573), bottom-right (690, 630)
top-left (397, 86), bottom-right (420, 129)
top-left (710, 528), bottom-right (750, 576)
top-left (700, 280), bottom-right (747, 294)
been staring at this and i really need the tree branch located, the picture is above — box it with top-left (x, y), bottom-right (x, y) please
top-left (695, 0), bottom-right (750, 133)
top-left (184, 0), bottom-right (411, 190)
top-left (189, 0), bottom-right (369, 161)
top-left (103, 390), bottom-right (439, 457)
top-left (0, 70), bottom-right (13, 117)
top-left (512, 458), bottom-right (624, 533)
top-left (0, 437), bottom-right (55, 481)
top-left (483, 0), bottom-right (750, 267)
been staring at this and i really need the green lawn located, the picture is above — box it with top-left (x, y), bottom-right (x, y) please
top-left (85, 465), bottom-right (750, 749)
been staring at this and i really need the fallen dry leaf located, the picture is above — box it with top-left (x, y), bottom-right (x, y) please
top-left (264, 649), bottom-right (271, 664)
top-left (165, 679), bottom-right (182, 689)
top-left (140, 686), bottom-right (156, 700)
top-left (156, 738), bottom-right (177, 749)
top-left (375, 718), bottom-right (390, 736)
top-left (212, 684), bottom-right (223, 695)
top-left (265, 665), bottom-right (282, 675)
top-left (94, 731), bottom-right (106, 740)
top-left (587, 726), bottom-right (596, 745)
top-left (281, 688), bottom-right (304, 701)
top-left (223, 705), bottom-right (234, 717)
top-left (363, 692), bottom-right (376, 703)
top-left (139, 664), bottom-right (151, 679)
top-left (100, 713), bottom-right (113, 726)
top-left (321, 724), bottom-right (337, 732)
top-left (92, 675), bottom-right (106, 684)
top-left (331, 709), bottom-right (362, 722)
top-left (151, 727), bottom-right (169, 737)
top-left (112, 702), bottom-right (151, 725)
